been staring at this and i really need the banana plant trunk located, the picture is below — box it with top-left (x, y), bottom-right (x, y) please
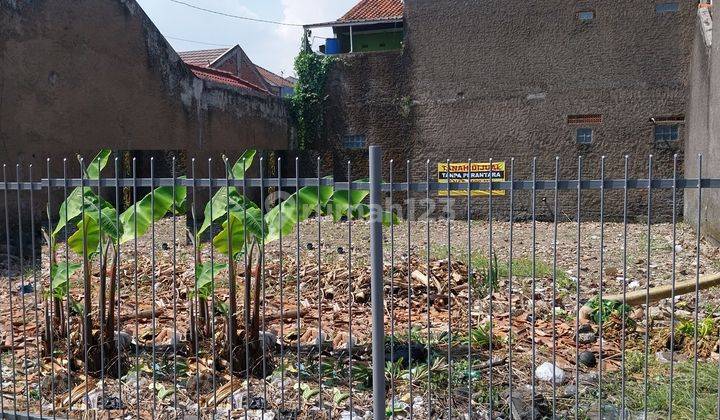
top-left (226, 260), bottom-right (239, 361)
top-left (104, 250), bottom-right (118, 340)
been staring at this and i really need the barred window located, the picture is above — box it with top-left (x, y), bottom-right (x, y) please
top-left (578, 11), bottom-right (594, 21)
top-left (343, 135), bottom-right (367, 149)
top-left (654, 125), bottom-right (679, 142)
top-left (656, 2), bottom-right (679, 13)
top-left (576, 128), bottom-right (593, 144)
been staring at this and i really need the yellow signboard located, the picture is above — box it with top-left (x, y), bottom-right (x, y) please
top-left (438, 162), bottom-right (506, 197)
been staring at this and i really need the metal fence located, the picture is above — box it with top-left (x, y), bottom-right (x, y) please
top-left (0, 146), bottom-right (718, 419)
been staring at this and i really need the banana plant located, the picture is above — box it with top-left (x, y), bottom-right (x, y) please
top-left (48, 150), bottom-right (186, 361)
top-left (197, 150), bottom-right (398, 371)
top-left (46, 149), bottom-right (112, 341)
top-left (191, 150), bottom-right (257, 339)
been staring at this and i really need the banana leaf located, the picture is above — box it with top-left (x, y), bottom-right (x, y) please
top-left (52, 149), bottom-right (112, 237)
top-left (212, 208), bottom-right (264, 257)
top-left (67, 207), bottom-right (119, 255)
top-left (195, 262), bottom-right (229, 299)
top-left (264, 182), bottom-right (333, 243)
top-left (119, 183), bottom-right (187, 244)
top-left (197, 151), bottom-right (257, 238)
top-left (50, 261), bottom-right (83, 299)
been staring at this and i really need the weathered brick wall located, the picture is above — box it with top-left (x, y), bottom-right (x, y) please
top-left (0, 0), bottom-right (289, 169)
top-left (686, 7), bottom-right (720, 243)
top-left (324, 0), bottom-right (696, 221)
top-left (0, 0), bottom-right (290, 248)
top-left (324, 51), bottom-right (412, 181)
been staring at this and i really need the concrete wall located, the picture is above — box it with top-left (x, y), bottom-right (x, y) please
top-left (324, 0), bottom-right (696, 220)
top-left (0, 0), bottom-right (290, 249)
top-left (0, 0), bottom-right (289, 169)
top-left (686, 6), bottom-right (719, 243)
top-left (324, 51), bottom-right (411, 180)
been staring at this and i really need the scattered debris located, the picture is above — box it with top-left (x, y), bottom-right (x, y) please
top-left (578, 351), bottom-right (597, 368)
top-left (535, 362), bottom-right (565, 384)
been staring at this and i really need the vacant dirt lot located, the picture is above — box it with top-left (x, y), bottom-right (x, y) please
top-left (0, 217), bottom-right (717, 418)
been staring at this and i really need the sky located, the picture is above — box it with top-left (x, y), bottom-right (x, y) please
top-left (135, 0), bottom-right (358, 77)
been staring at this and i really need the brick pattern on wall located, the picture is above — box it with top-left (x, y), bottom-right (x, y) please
top-left (322, 0), bottom-right (696, 221)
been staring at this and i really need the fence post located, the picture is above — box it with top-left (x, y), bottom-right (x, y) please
top-left (369, 146), bottom-right (386, 419)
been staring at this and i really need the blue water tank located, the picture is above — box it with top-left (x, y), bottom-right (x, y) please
top-left (325, 38), bottom-right (341, 54)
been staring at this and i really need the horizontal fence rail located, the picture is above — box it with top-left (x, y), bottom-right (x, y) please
top-left (0, 150), bottom-right (716, 419)
top-left (2, 178), bottom-right (720, 190)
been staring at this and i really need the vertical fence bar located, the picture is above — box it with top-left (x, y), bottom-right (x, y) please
top-left (208, 158), bottom-right (218, 417)
top-left (530, 158), bottom-right (537, 420)
top-left (114, 157), bottom-right (122, 416)
top-left (598, 156), bottom-right (606, 411)
top-left (425, 159), bottom-right (431, 415)
top-left (29, 164), bottom-right (42, 419)
top-left (63, 159), bottom-right (71, 418)
top-left (508, 158), bottom-right (515, 412)
top-left (488, 158), bottom-right (495, 416)
top-left (242, 156), bottom-right (250, 420)
top-left (6, 164), bottom-right (17, 415)
top-left (16, 165), bottom-right (29, 416)
top-left (132, 157), bottom-right (140, 419)
top-left (574, 156), bottom-right (582, 420)
top-left (172, 156), bottom-right (178, 415)
top-left (225, 157), bottom-right (234, 413)
top-left (0, 166), bottom-right (7, 416)
top-left (191, 158), bottom-right (201, 418)
top-left (621, 156), bottom-right (629, 419)
top-left (314, 157), bottom-right (322, 412)
top-left (406, 159), bottom-right (413, 420)
top-left (347, 160), bottom-right (354, 416)
top-left (261, 157), bottom-right (269, 412)
top-left (551, 157), bottom-right (559, 418)
top-left (46, 158), bottom-right (56, 420)
top-left (150, 157), bottom-right (157, 418)
top-left (294, 157), bottom-right (301, 415)
top-left (369, 146), bottom-right (385, 420)
top-left (278, 157), bottom-right (285, 411)
top-left (79, 158), bottom-right (89, 417)
top-left (225, 156), bottom-right (234, 413)
top-left (243, 156), bottom-right (250, 420)
top-left (260, 156), bottom-right (268, 415)
top-left (643, 155), bottom-right (653, 420)
top-left (389, 160), bottom-right (395, 412)
top-left (669, 154), bottom-right (678, 420)
top-left (96, 155), bottom-right (105, 407)
top-left (693, 154), bottom-right (702, 419)
top-left (466, 158), bottom-right (472, 419)
top-left (445, 158), bottom-right (452, 417)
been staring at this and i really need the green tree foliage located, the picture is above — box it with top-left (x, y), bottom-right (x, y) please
top-left (290, 30), bottom-right (335, 150)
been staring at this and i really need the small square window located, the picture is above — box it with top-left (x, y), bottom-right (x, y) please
top-left (656, 2), bottom-right (679, 13)
top-left (343, 134), bottom-right (367, 149)
top-left (578, 11), bottom-right (594, 21)
top-left (654, 125), bottom-right (679, 142)
top-left (576, 128), bottom-right (593, 144)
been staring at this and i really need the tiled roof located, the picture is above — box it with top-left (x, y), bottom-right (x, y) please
top-left (339, 0), bottom-right (403, 22)
top-left (187, 64), bottom-right (269, 94)
top-left (255, 65), bottom-right (294, 88)
top-left (178, 48), bottom-right (230, 67)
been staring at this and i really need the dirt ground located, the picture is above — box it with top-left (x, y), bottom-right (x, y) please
top-left (0, 216), bottom-right (718, 419)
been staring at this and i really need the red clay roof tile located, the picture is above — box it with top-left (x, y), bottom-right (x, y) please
top-left (339, 0), bottom-right (403, 22)
top-left (179, 48), bottom-right (290, 93)
top-left (187, 64), bottom-right (269, 94)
